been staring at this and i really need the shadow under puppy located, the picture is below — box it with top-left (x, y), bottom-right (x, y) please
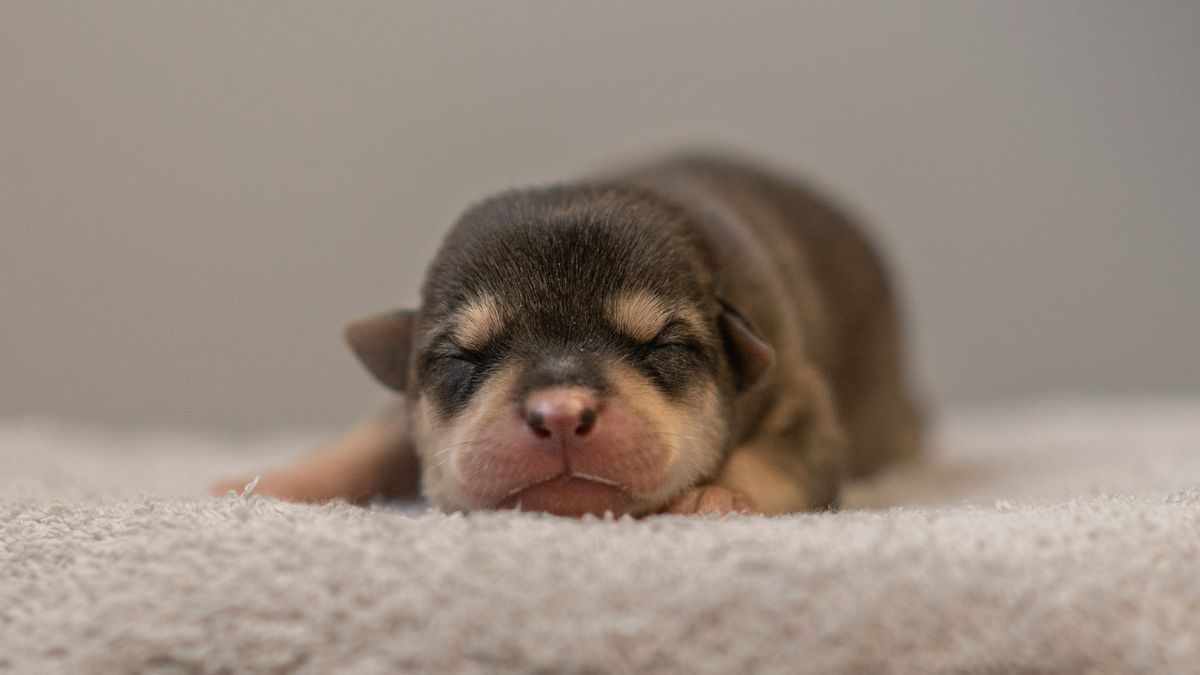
top-left (214, 153), bottom-right (923, 516)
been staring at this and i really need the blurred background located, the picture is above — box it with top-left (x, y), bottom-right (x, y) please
top-left (3, 2), bottom-right (1197, 432)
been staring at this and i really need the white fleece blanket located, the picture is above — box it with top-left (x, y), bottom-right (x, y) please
top-left (3, 398), bottom-right (1199, 674)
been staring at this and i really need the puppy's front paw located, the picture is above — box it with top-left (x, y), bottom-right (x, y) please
top-left (661, 486), bottom-right (758, 516)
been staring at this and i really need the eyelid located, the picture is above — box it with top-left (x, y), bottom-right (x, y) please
top-left (650, 319), bottom-right (700, 348)
top-left (448, 346), bottom-right (484, 360)
top-left (429, 341), bottom-right (485, 364)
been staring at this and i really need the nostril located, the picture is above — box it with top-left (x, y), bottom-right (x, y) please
top-left (575, 408), bottom-right (597, 436)
top-left (526, 411), bottom-right (552, 437)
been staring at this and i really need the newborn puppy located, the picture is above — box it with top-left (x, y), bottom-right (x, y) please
top-left (213, 153), bottom-right (922, 516)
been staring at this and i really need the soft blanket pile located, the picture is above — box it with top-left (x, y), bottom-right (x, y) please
top-left (3, 398), bottom-right (1199, 673)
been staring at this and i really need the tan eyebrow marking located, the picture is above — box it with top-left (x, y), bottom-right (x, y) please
top-left (607, 290), bottom-right (676, 343)
top-left (453, 294), bottom-right (505, 351)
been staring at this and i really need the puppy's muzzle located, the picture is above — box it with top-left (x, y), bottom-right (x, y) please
top-left (456, 377), bottom-right (671, 516)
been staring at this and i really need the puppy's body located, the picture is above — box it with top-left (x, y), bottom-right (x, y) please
top-left (215, 153), bottom-right (922, 516)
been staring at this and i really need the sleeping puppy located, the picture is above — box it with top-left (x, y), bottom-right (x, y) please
top-left (213, 153), bottom-right (923, 516)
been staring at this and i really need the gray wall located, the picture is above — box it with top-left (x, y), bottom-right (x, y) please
top-left (3, 2), bottom-right (1198, 431)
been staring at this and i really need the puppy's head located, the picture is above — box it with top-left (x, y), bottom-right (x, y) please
top-left (346, 185), bottom-right (772, 516)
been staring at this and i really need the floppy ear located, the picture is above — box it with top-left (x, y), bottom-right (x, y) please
top-left (344, 309), bottom-right (416, 392)
top-left (717, 299), bottom-right (775, 393)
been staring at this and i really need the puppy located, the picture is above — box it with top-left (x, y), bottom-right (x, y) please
top-left (213, 153), bottom-right (923, 516)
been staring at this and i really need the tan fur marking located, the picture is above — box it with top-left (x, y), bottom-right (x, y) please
top-left (607, 291), bottom-right (673, 343)
top-left (453, 295), bottom-right (505, 351)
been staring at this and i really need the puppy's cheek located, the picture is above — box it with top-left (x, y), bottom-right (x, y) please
top-left (606, 365), bottom-right (727, 509)
top-left (418, 367), bottom-right (523, 510)
top-left (413, 393), bottom-right (482, 512)
top-left (652, 381), bottom-right (726, 502)
top-left (412, 395), bottom-right (458, 509)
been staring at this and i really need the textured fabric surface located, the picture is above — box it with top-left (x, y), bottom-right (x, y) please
top-left (3, 398), bottom-right (1200, 673)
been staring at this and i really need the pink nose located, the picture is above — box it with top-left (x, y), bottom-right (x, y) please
top-left (523, 387), bottom-right (598, 439)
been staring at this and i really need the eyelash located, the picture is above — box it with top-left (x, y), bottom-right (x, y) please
top-left (648, 321), bottom-right (702, 353)
top-left (445, 350), bottom-right (484, 365)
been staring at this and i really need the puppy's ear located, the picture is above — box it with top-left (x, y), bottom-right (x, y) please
top-left (717, 299), bottom-right (775, 393)
top-left (344, 309), bottom-right (416, 392)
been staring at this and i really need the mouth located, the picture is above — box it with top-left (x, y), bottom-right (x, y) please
top-left (497, 472), bottom-right (631, 517)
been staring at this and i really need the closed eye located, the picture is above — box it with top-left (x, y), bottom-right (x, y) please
top-left (652, 339), bottom-right (703, 354)
top-left (443, 348), bottom-right (485, 365)
top-left (648, 321), bottom-right (700, 355)
top-left (422, 337), bottom-right (488, 368)
top-left (648, 320), bottom-right (703, 353)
